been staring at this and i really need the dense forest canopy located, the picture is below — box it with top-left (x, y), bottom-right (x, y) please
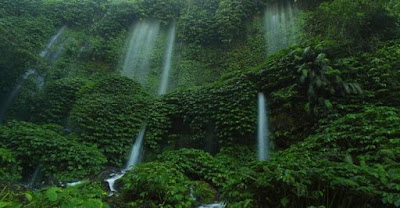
top-left (0, 0), bottom-right (400, 207)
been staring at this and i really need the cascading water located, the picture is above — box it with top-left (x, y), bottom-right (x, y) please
top-left (198, 204), bottom-right (225, 208)
top-left (0, 69), bottom-right (35, 123)
top-left (28, 165), bottom-right (40, 188)
top-left (106, 22), bottom-right (176, 192)
top-left (263, 0), bottom-right (297, 55)
top-left (257, 93), bottom-right (269, 161)
top-left (0, 26), bottom-right (66, 123)
top-left (125, 126), bottom-right (146, 169)
top-left (40, 26), bottom-right (66, 58)
top-left (106, 126), bottom-right (146, 192)
top-left (158, 22), bottom-right (176, 95)
top-left (121, 20), bottom-right (160, 84)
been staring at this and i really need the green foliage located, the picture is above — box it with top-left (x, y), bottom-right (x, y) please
top-left (0, 182), bottom-right (109, 208)
top-left (0, 16), bottom-right (53, 93)
top-left (220, 105), bottom-right (400, 207)
top-left (158, 149), bottom-right (228, 187)
top-left (120, 162), bottom-right (196, 207)
top-left (0, 121), bottom-right (106, 181)
top-left (1, 1), bottom-right (400, 208)
top-left (304, 106), bottom-right (400, 165)
top-left (350, 40), bottom-right (400, 106)
top-left (215, 0), bottom-right (257, 43)
top-left (192, 181), bottom-right (216, 204)
top-left (33, 78), bottom-right (88, 124)
top-left (146, 100), bottom-right (177, 151)
top-left (25, 182), bottom-right (108, 208)
top-left (177, 0), bottom-right (260, 45)
top-left (159, 74), bottom-right (257, 148)
top-left (304, 0), bottom-right (398, 51)
top-left (0, 147), bottom-right (21, 182)
top-left (70, 75), bottom-right (152, 166)
top-left (40, 0), bottom-right (106, 28)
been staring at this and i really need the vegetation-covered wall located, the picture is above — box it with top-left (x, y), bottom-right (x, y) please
top-left (0, 0), bottom-right (399, 207)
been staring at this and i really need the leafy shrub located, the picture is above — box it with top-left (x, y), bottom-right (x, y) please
top-left (0, 182), bottom-right (109, 208)
top-left (161, 74), bottom-right (257, 148)
top-left (0, 147), bottom-right (21, 182)
top-left (303, 106), bottom-right (400, 165)
top-left (345, 40), bottom-right (400, 107)
top-left (33, 78), bottom-right (88, 124)
top-left (146, 100), bottom-right (177, 152)
top-left (304, 0), bottom-right (398, 50)
top-left (70, 75), bottom-right (152, 166)
top-left (158, 148), bottom-right (228, 187)
top-left (0, 16), bottom-right (53, 94)
top-left (119, 162), bottom-right (196, 207)
top-left (0, 121), bottom-right (106, 181)
top-left (192, 181), bottom-right (217, 204)
top-left (222, 105), bottom-right (400, 207)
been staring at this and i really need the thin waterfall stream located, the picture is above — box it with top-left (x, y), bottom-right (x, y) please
top-left (105, 126), bottom-right (146, 192)
top-left (0, 27), bottom-right (66, 123)
top-left (40, 26), bottom-right (67, 59)
top-left (0, 70), bottom-right (35, 123)
top-left (158, 22), bottom-right (176, 95)
top-left (257, 93), bottom-right (269, 161)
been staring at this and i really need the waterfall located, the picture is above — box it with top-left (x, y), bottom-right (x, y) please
top-left (125, 126), bottom-right (146, 169)
top-left (121, 21), bottom-right (160, 84)
top-left (0, 26), bottom-right (66, 123)
top-left (106, 21), bottom-right (174, 192)
top-left (0, 70), bottom-right (36, 123)
top-left (39, 26), bottom-right (66, 58)
top-left (257, 93), bottom-right (269, 161)
top-left (106, 125), bottom-right (146, 192)
top-left (28, 165), bottom-right (40, 188)
top-left (263, 0), bottom-right (297, 55)
top-left (158, 22), bottom-right (176, 95)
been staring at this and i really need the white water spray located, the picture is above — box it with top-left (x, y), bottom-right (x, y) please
top-left (257, 93), bottom-right (269, 161)
top-left (0, 70), bottom-right (36, 123)
top-left (125, 126), bottom-right (146, 169)
top-left (198, 204), bottom-right (225, 208)
top-left (121, 21), bottom-right (160, 84)
top-left (40, 26), bottom-right (66, 58)
top-left (105, 126), bottom-right (146, 192)
top-left (264, 0), bottom-right (297, 55)
top-left (158, 22), bottom-right (176, 95)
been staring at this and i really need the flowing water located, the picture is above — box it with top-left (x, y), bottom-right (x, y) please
top-left (28, 165), bottom-right (40, 188)
top-left (0, 27), bottom-right (66, 123)
top-left (106, 21), bottom-right (177, 192)
top-left (40, 26), bottom-right (66, 59)
top-left (121, 20), bottom-right (160, 84)
top-left (158, 22), bottom-right (176, 95)
top-left (105, 126), bottom-right (146, 192)
top-left (0, 69), bottom-right (36, 123)
top-left (198, 203), bottom-right (225, 208)
top-left (257, 93), bottom-right (269, 161)
top-left (125, 126), bottom-right (146, 169)
top-left (264, 0), bottom-right (297, 55)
